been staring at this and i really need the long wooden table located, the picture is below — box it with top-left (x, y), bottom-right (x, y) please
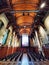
top-left (0, 60), bottom-right (49, 65)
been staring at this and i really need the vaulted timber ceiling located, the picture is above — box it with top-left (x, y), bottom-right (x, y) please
top-left (0, 0), bottom-right (49, 36)
top-left (11, 0), bottom-right (40, 35)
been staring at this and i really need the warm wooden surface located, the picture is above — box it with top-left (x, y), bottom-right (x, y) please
top-left (0, 60), bottom-right (49, 65)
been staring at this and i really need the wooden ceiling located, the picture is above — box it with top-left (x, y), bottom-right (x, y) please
top-left (0, 0), bottom-right (49, 36)
top-left (11, 0), bottom-right (40, 35)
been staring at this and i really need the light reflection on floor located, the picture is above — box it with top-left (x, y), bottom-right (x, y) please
top-left (21, 53), bottom-right (29, 65)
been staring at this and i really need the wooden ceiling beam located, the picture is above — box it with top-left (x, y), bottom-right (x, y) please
top-left (6, 0), bottom-right (12, 8)
top-left (0, 8), bottom-right (12, 13)
top-left (10, 10), bottom-right (40, 13)
top-left (12, 2), bottom-right (39, 5)
top-left (0, 9), bottom-right (40, 14)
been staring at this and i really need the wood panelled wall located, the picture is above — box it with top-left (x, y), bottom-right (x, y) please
top-left (0, 46), bottom-right (17, 58)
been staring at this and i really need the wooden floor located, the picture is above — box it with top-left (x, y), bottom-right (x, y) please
top-left (0, 60), bottom-right (49, 65)
top-left (34, 60), bottom-right (49, 65)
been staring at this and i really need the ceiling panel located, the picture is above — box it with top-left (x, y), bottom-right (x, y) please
top-left (11, 0), bottom-right (41, 35)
